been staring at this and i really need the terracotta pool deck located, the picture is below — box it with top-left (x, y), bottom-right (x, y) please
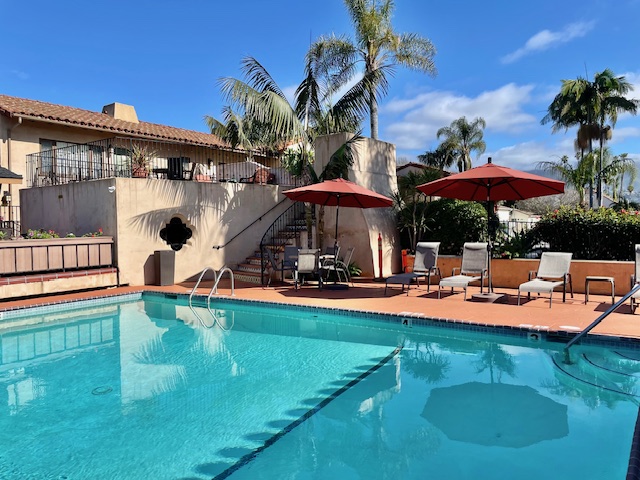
top-left (2, 277), bottom-right (640, 342)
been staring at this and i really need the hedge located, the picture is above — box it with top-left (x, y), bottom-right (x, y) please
top-left (529, 206), bottom-right (640, 260)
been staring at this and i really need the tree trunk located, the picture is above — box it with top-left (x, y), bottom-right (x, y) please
top-left (369, 85), bottom-right (378, 140)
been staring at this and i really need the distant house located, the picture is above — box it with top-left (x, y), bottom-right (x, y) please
top-left (396, 162), bottom-right (443, 178)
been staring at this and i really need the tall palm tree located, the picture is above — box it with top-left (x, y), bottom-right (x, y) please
top-left (542, 69), bottom-right (639, 207)
top-left (209, 56), bottom-right (369, 248)
top-left (436, 116), bottom-right (486, 172)
top-left (309, 0), bottom-right (437, 140)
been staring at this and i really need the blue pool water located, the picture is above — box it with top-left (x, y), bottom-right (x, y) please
top-left (0, 294), bottom-right (638, 479)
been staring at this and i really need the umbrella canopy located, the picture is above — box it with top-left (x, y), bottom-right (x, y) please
top-left (416, 158), bottom-right (564, 201)
top-left (422, 382), bottom-right (568, 448)
top-left (284, 179), bottom-right (393, 279)
top-left (284, 178), bottom-right (393, 208)
top-left (416, 158), bottom-right (564, 297)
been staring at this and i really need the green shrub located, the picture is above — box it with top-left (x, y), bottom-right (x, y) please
top-left (423, 199), bottom-right (487, 255)
top-left (529, 206), bottom-right (640, 260)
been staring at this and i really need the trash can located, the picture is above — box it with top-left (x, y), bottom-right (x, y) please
top-left (154, 250), bottom-right (175, 286)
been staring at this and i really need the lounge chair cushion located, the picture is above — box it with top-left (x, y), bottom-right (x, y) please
top-left (518, 279), bottom-right (564, 294)
top-left (439, 274), bottom-right (482, 289)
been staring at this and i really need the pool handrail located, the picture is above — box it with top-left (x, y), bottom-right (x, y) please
top-left (188, 266), bottom-right (235, 329)
top-left (563, 283), bottom-right (640, 363)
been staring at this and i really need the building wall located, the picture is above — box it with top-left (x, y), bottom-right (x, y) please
top-left (20, 178), bottom-right (288, 285)
top-left (0, 117), bottom-right (115, 215)
top-left (314, 134), bottom-right (400, 276)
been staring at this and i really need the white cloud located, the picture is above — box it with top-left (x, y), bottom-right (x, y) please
top-left (501, 21), bottom-right (596, 64)
top-left (10, 69), bottom-right (29, 80)
top-left (382, 83), bottom-right (538, 150)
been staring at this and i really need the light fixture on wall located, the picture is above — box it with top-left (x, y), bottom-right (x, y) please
top-left (1, 191), bottom-right (11, 206)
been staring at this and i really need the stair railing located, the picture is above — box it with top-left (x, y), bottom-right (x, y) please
top-left (259, 201), bottom-right (312, 286)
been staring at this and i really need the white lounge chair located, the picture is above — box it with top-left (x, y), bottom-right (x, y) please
top-left (413, 242), bottom-right (441, 292)
top-left (517, 252), bottom-right (573, 308)
top-left (438, 242), bottom-right (488, 300)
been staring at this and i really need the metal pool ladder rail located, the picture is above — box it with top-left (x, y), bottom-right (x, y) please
top-left (563, 283), bottom-right (640, 363)
top-left (188, 267), bottom-right (235, 328)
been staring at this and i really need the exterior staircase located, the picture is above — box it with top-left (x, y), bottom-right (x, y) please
top-left (233, 204), bottom-right (312, 285)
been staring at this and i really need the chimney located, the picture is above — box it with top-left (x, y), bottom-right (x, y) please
top-left (102, 103), bottom-right (139, 123)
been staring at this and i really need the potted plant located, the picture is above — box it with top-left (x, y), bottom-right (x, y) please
top-left (130, 144), bottom-right (156, 178)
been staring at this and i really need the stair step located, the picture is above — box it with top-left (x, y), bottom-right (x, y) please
top-left (232, 271), bottom-right (263, 285)
top-left (236, 263), bottom-right (262, 273)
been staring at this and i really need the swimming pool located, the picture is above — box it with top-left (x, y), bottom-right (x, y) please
top-left (0, 293), bottom-right (638, 479)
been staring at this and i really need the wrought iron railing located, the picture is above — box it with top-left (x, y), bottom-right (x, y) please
top-left (259, 201), bottom-right (312, 285)
top-left (25, 137), bottom-right (300, 187)
top-left (499, 219), bottom-right (539, 238)
top-left (0, 205), bottom-right (21, 238)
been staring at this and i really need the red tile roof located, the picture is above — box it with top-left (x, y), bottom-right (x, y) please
top-left (0, 94), bottom-right (229, 148)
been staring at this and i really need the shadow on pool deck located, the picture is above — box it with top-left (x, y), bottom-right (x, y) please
top-left (1, 277), bottom-right (640, 342)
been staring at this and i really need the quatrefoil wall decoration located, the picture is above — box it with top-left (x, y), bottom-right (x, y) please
top-left (160, 217), bottom-right (192, 251)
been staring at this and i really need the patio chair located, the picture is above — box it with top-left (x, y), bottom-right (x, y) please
top-left (282, 246), bottom-right (298, 281)
top-left (294, 249), bottom-right (323, 290)
top-left (263, 247), bottom-right (295, 287)
top-left (412, 242), bottom-right (441, 292)
top-left (438, 242), bottom-right (488, 300)
top-left (517, 252), bottom-right (573, 308)
top-left (320, 245), bottom-right (340, 276)
top-left (322, 246), bottom-right (355, 286)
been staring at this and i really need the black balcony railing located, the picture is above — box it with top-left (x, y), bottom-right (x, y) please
top-left (26, 137), bottom-right (300, 188)
top-left (0, 205), bottom-right (21, 238)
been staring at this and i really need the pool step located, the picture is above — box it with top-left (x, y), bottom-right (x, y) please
top-left (551, 350), bottom-right (640, 398)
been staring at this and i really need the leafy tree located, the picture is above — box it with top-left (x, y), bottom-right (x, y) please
top-left (424, 199), bottom-right (487, 255)
top-left (435, 116), bottom-right (486, 172)
top-left (393, 169), bottom-right (442, 252)
top-left (309, 0), bottom-right (437, 140)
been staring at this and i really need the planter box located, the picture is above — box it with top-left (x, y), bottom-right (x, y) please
top-left (0, 237), bottom-right (114, 276)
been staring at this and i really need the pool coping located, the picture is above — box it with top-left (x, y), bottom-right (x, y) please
top-left (3, 288), bottom-right (639, 351)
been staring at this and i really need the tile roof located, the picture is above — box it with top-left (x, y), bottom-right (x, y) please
top-left (0, 94), bottom-right (229, 148)
top-left (0, 166), bottom-right (23, 181)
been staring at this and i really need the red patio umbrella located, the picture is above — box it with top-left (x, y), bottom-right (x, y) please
top-left (283, 177), bottom-right (393, 256)
top-left (417, 158), bottom-right (564, 299)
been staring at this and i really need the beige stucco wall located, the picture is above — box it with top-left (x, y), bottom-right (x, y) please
top-left (20, 178), bottom-right (289, 285)
top-left (314, 134), bottom-right (400, 277)
top-left (0, 117), bottom-right (115, 217)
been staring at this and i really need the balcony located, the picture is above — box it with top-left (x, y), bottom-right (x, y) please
top-left (25, 137), bottom-right (299, 188)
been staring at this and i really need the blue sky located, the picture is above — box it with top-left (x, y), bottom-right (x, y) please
top-left (2, 0), bottom-right (639, 173)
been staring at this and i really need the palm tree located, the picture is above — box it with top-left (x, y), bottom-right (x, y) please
top-left (309, 0), bottom-right (437, 140)
top-left (537, 154), bottom-right (594, 206)
top-left (417, 141), bottom-right (456, 170)
top-left (209, 56), bottom-right (368, 247)
top-left (542, 69), bottom-right (639, 207)
top-left (436, 116), bottom-right (486, 172)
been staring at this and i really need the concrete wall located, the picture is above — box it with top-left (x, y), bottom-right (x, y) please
top-left (21, 178), bottom-right (289, 285)
top-left (314, 134), bottom-right (400, 277)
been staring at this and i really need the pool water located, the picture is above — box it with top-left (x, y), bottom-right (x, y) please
top-left (0, 295), bottom-right (638, 479)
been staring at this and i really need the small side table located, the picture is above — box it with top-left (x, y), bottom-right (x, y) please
top-left (585, 276), bottom-right (615, 304)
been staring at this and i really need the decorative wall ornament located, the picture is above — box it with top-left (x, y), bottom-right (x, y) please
top-left (160, 217), bottom-right (192, 251)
